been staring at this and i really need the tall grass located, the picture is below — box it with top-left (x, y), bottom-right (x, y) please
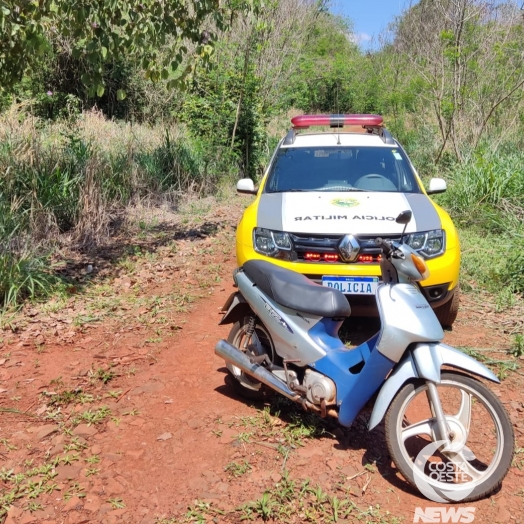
top-left (439, 149), bottom-right (524, 234)
top-left (436, 149), bottom-right (524, 295)
top-left (0, 105), bottom-right (240, 307)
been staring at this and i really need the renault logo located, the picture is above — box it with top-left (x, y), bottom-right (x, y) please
top-left (338, 234), bottom-right (360, 262)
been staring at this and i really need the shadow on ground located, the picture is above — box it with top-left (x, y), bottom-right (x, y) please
top-left (212, 309), bottom-right (437, 503)
top-left (52, 219), bottom-right (230, 293)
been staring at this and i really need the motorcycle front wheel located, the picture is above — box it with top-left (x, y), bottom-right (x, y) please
top-left (225, 316), bottom-right (275, 401)
top-left (385, 371), bottom-right (514, 503)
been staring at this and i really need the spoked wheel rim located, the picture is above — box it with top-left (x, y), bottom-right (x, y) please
top-left (227, 322), bottom-right (274, 392)
top-left (395, 377), bottom-right (506, 498)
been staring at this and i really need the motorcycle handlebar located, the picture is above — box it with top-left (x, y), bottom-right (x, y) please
top-left (375, 237), bottom-right (392, 255)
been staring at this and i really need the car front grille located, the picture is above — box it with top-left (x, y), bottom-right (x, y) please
top-left (290, 233), bottom-right (401, 263)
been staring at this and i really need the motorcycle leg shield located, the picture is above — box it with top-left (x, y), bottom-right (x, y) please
top-left (337, 349), bottom-right (395, 427)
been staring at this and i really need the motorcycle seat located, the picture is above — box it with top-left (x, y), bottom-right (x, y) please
top-left (243, 260), bottom-right (351, 318)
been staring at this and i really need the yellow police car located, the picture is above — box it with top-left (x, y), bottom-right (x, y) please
top-left (235, 114), bottom-right (460, 327)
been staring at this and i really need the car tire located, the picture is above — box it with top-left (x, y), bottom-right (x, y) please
top-left (434, 287), bottom-right (460, 328)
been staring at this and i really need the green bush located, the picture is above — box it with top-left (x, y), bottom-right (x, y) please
top-left (502, 240), bottom-right (524, 294)
top-left (136, 130), bottom-right (239, 195)
top-left (0, 131), bottom-right (87, 233)
top-left (2, 35), bottom-right (169, 122)
top-left (181, 49), bottom-right (268, 180)
top-left (0, 250), bottom-right (59, 307)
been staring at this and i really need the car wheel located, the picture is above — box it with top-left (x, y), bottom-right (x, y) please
top-left (434, 288), bottom-right (460, 328)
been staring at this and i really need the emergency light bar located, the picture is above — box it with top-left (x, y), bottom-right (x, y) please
top-left (291, 114), bottom-right (383, 129)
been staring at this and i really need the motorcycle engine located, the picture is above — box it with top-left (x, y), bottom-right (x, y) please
top-left (303, 369), bottom-right (336, 405)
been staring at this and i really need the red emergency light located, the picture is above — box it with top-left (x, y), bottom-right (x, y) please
top-left (291, 114), bottom-right (384, 129)
top-left (358, 254), bottom-right (383, 263)
top-left (304, 252), bottom-right (339, 262)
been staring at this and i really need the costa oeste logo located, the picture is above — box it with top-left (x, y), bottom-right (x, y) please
top-left (413, 439), bottom-right (477, 503)
top-left (331, 197), bottom-right (360, 208)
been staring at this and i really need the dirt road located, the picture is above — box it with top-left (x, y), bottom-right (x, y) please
top-left (0, 207), bottom-right (523, 524)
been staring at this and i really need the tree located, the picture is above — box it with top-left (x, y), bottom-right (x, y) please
top-left (182, 0), bottom-right (324, 178)
top-left (284, 11), bottom-right (361, 113)
top-left (391, 0), bottom-right (524, 160)
top-left (0, 0), bottom-right (257, 96)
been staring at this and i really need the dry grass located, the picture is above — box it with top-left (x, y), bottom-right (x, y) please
top-left (0, 104), bottom-right (182, 157)
top-left (0, 104), bottom-right (238, 306)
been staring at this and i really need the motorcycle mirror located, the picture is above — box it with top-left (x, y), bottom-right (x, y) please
top-left (396, 210), bottom-right (412, 225)
top-left (396, 210), bottom-right (412, 244)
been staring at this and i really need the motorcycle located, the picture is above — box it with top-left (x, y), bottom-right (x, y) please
top-left (215, 210), bottom-right (514, 502)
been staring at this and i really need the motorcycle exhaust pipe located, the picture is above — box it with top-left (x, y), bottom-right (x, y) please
top-left (215, 339), bottom-right (301, 402)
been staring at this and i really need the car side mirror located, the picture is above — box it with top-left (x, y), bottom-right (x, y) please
top-left (427, 178), bottom-right (447, 195)
top-left (237, 178), bottom-right (257, 195)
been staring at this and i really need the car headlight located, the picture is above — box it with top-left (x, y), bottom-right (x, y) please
top-left (405, 230), bottom-right (445, 259)
top-left (253, 228), bottom-right (295, 260)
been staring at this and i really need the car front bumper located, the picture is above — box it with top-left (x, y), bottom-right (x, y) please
top-left (236, 239), bottom-right (460, 312)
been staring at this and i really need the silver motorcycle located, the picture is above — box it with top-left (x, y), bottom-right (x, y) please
top-left (216, 210), bottom-right (514, 502)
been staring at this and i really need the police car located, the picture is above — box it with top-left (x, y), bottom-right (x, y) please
top-left (235, 114), bottom-right (460, 327)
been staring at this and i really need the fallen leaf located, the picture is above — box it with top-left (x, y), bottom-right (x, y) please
top-left (156, 432), bottom-right (172, 441)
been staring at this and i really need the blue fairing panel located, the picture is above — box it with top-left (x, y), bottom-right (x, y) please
top-left (308, 318), bottom-right (349, 353)
top-left (312, 333), bottom-right (394, 427)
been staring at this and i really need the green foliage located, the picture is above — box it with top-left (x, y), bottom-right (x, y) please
top-left (0, 0), bottom-right (259, 95)
top-left (0, 130), bottom-right (86, 233)
top-left (454, 225), bottom-right (524, 305)
top-left (224, 460), bottom-right (252, 477)
top-left (0, 108), bottom-right (244, 309)
top-left (503, 240), bottom-right (524, 294)
top-left (285, 13), bottom-right (361, 113)
top-left (438, 149), bottom-right (524, 233)
top-left (0, 250), bottom-right (59, 308)
top-left (511, 334), bottom-right (524, 358)
top-left (0, 2), bottom-right (50, 90)
top-left (136, 129), bottom-right (239, 192)
top-left (182, 45), bottom-right (267, 179)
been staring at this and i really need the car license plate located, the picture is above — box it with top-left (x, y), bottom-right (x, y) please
top-left (321, 276), bottom-right (379, 295)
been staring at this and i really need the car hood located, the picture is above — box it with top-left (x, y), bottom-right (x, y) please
top-left (256, 191), bottom-right (441, 234)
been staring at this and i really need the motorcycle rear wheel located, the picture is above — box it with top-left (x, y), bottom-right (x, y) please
top-left (226, 316), bottom-right (275, 401)
top-left (385, 371), bottom-right (514, 502)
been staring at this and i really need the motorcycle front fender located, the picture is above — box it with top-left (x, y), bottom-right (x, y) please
top-left (368, 342), bottom-right (500, 430)
top-left (218, 292), bottom-right (253, 325)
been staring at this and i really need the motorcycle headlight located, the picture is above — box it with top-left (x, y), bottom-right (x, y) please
top-left (253, 228), bottom-right (295, 259)
top-left (405, 230), bottom-right (445, 259)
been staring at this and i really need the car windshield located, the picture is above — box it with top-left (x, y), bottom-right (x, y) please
top-left (265, 146), bottom-right (421, 193)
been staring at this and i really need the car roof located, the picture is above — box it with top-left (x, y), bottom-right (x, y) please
top-left (281, 132), bottom-right (396, 148)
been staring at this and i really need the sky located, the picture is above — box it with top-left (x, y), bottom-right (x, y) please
top-left (330, 0), bottom-right (419, 50)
